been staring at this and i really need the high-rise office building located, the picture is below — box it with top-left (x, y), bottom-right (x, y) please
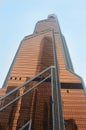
top-left (0, 14), bottom-right (86, 130)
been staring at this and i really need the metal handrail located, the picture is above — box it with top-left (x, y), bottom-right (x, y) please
top-left (0, 75), bottom-right (51, 111)
top-left (0, 66), bottom-right (53, 101)
top-left (0, 66), bottom-right (55, 111)
top-left (0, 65), bottom-right (58, 130)
top-left (19, 120), bottom-right (32, 130)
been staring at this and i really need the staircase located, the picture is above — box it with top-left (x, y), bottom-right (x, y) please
top-left (0, 66), bottom-right (65, 130)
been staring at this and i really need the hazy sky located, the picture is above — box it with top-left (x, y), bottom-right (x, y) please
top-left (0, 0), bottom-right (86, 88)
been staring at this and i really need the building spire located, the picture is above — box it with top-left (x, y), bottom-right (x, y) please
top-left (48, 14), bottom-right (57, 19)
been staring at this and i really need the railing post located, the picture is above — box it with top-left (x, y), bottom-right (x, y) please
top-left (51, 66), bottom-right (60, 130)
top-left (51, 66), bottom-right (55, 130)
top-left (28, 120), bottom-right (32, 130)
top-left (51, 66), bottom-right (65, 130)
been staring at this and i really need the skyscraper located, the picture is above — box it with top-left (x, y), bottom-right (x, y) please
top-left (0, 14), bottom-right (86, 130)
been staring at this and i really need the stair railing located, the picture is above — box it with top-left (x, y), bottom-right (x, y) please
top-left (19, 119), bottom-right (32, 130)
top-left (0, 65), bottom-right (64, 130)
top-left (0, 66), bottom-right (54, 111)
top-left (0, 66), bottom-right (52, 101)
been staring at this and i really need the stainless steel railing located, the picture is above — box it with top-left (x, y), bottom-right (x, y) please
top-left (19, 120), bottom-right (32, 130)
top-left (0, 65), bottom-right (65, 130)
top-left (0, 66), bottom-right (53, 111)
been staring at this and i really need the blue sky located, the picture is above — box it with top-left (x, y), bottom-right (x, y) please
top-left (0, 0), bottom-right (86, 87)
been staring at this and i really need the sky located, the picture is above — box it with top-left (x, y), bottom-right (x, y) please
top-left (0, 0), bottom-right (86, 88)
